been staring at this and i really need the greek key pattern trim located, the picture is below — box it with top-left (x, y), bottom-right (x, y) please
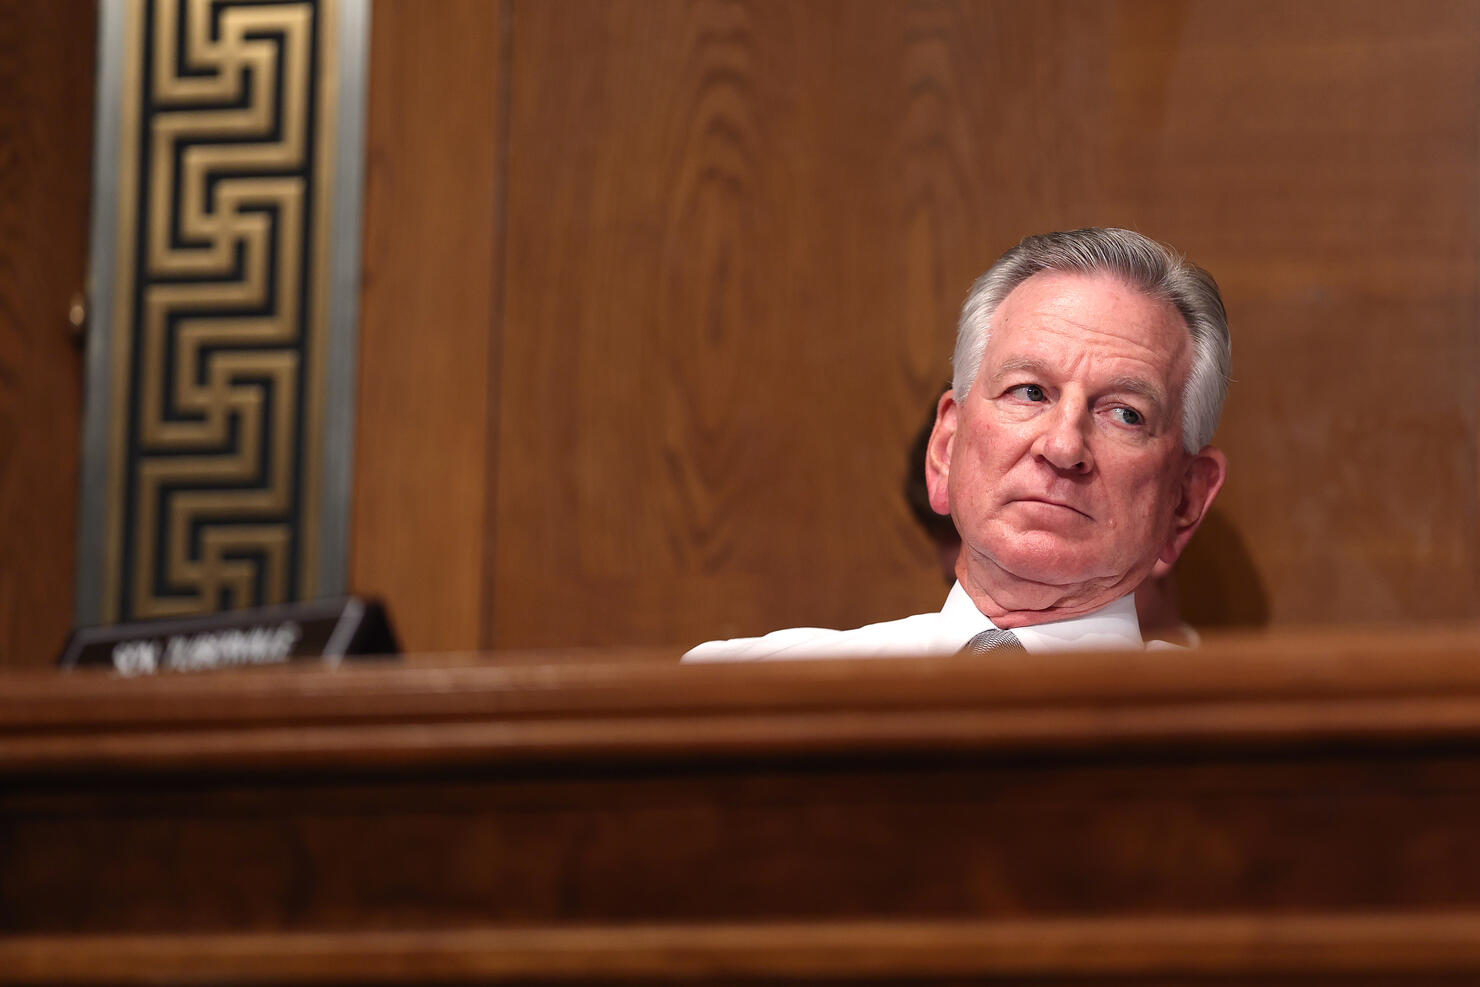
top-left (101, 0), bottom-right (339, 621)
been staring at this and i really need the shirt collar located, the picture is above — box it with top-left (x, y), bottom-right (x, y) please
top-left (938, 581), bottom-right (1144, 653)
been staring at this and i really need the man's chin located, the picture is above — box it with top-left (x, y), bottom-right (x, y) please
top-left (964, 546), bottom-right (1141, 624)
top-left (977, 537), bottom-right (1117, 593)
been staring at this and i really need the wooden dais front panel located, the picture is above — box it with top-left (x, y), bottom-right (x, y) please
top-left (5, 628), bottom-right (1480, 982)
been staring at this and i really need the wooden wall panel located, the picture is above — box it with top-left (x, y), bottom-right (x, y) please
top-left (0, 1), bottom-right (94, 666)
top-left (16, 632), bottom-right (1480, 982)
top-left (1136, 2), bottom-right (1480, 627)
top-left (351, 0), bottom-right (507, 652)
top-left (351, 0), bottom-right (1480, 649)
top-left (493, 0), bottom-right (1002, 648)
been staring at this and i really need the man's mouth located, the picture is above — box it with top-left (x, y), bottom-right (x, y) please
top-left (1014, 497), bottom-right (1093, 520)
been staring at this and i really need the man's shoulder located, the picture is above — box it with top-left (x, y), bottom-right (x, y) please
top-left (680, 611), bottom-right (949, 663)
top-left (681, 585), bottom-right (1149, 662)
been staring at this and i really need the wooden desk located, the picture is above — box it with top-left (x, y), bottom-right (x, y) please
top-left (4, 627), bottom-right (1480, 983)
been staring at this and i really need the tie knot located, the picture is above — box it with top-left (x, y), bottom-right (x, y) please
top-left (958, 627), bottom-right (1026, 657)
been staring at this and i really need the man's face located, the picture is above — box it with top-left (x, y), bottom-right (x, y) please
top-left (926, 270), bottom-right (1225, 620)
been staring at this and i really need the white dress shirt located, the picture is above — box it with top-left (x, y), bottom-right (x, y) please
top-left (681, 581), bottom-right (1145, 662)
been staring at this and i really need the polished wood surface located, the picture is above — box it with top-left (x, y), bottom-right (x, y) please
top-left (8, 628), bottom-right (1480, 982)
top-left (1156, 2), bottom-right (1480, 627)
top-left (10, 914), bottom-right (1480, 985)
top-left (0, 2), bottom-right (1475, 656)
top-left (0, 1), bottom-right (94, 666)
top-left (492, 0), bottom-right (951, 648)
top-left (348, 0), bottom-right (1480, 653)
top-left (8, 625), bottom-right (1480, 766)
top-left (351, 0), bottom-right (509, 653)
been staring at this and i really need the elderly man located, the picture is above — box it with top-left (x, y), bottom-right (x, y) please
top-left (684, 228), bottom-right (1229, 660)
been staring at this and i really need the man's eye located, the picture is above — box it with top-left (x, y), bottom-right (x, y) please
top-left (1110, 406), bottom-right (1144, 426)
top-left (1010, 384), bottom-right (1047, 402)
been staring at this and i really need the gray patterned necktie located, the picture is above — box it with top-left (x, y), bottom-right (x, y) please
top-left (958, 627), bottom-right (1027, 656)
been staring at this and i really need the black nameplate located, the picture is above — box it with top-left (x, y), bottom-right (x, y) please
top-left (57, 597), bottom-right (400, 675)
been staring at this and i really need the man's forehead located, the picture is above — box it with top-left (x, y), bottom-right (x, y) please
top-left (985, 271), bottom-right (1191, 376)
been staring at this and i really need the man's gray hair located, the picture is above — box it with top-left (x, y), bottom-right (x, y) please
top-left (953, 228), bottom-right (1231, 452)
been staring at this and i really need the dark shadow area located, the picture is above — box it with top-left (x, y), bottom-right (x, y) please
top-left (1176, 507), bottom-right (1270, 628)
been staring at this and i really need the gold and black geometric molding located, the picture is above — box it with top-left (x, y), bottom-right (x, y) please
top-left (80, 0), bottom-right (368, 624)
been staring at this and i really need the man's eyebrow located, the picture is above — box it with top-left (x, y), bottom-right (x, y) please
top-left (991, 357), bottom-right (1053, 380)
top-left (1106, 375), bottom-right (1167, 409)
top-left (992, 359), bottom-right (1168, 408)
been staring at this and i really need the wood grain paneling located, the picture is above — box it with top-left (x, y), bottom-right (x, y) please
top-left (350, 0), bottom-right (1480, 648)
top-left (1090, 1), bottom-right (1480, 627)
top-left (493, 1), bottom-right (973, 648)
top-left (0, 1), bottom-right (94, 666)
top-left (492, 0), bottom-right (1480, 645)
top-left (10, 915), bottom-right (1480, 984)
top-left (351, 0), bottom-right (508, 652)
top-left (11, 633), bottom-right (1480, 982)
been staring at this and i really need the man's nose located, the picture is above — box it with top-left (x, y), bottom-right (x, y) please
top-left (1033, 402), bottom-right (1094, 474)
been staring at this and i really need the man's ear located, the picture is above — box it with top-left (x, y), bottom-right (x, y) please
top-left (1152, 446), bottom-right (1228, 577)
top-left (925, 390), bottom-right (958, 516)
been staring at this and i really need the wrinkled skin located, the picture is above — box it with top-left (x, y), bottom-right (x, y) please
top-left (925, 271), bottom-right (1226, 629)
